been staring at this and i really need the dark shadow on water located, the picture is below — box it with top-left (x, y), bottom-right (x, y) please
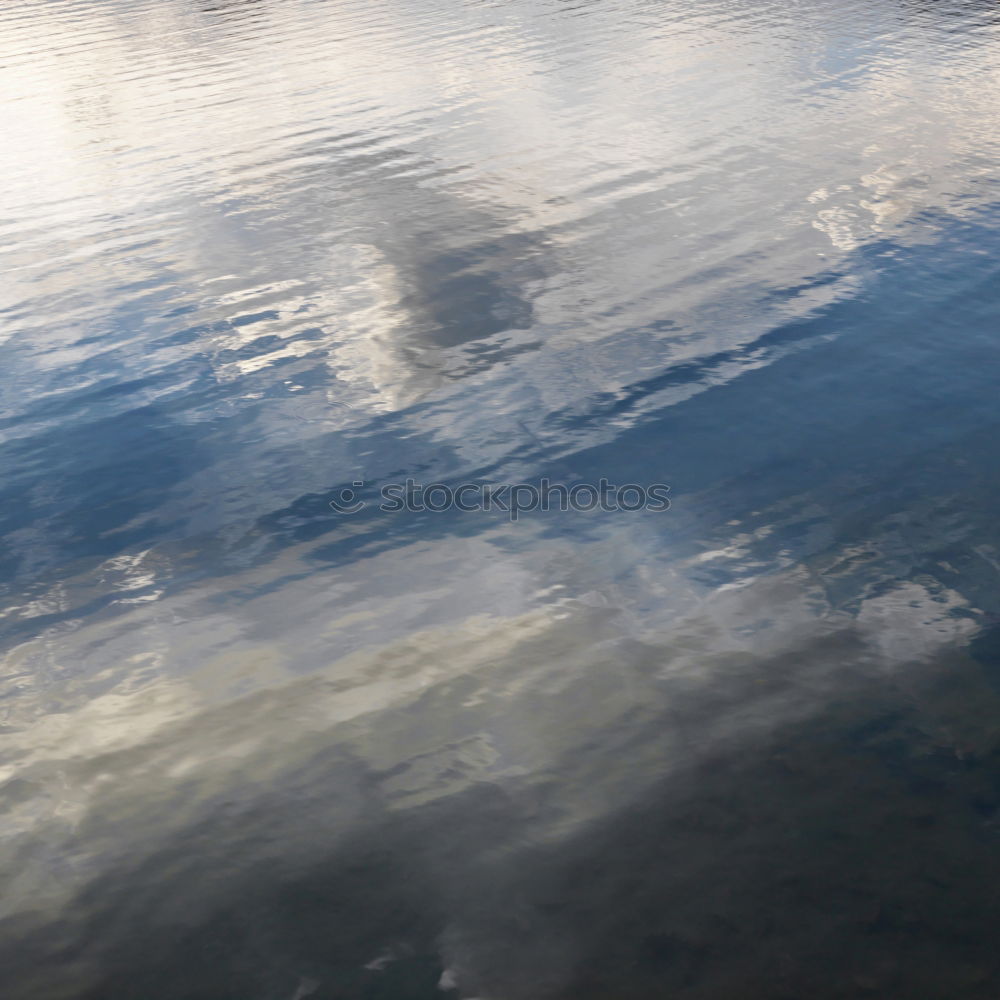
top-left (5, 631), bottom-right (1000, 998)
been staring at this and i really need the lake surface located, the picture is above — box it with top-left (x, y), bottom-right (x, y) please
top-left (3, 0), bottom-right (1000, 997)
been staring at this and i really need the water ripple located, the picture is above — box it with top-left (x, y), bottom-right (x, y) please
top-left (3, 0), bottom-right (1000, 996)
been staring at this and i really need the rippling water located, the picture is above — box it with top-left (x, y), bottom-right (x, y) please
top-left (3, 0), bottom-right (1000, 996)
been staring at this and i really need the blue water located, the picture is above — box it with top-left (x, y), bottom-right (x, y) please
top-left (3, 0), bottom-right (1000, 997)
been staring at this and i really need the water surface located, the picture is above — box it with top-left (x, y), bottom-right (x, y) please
top-left (3, 0), bottom-right (1000, 997)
